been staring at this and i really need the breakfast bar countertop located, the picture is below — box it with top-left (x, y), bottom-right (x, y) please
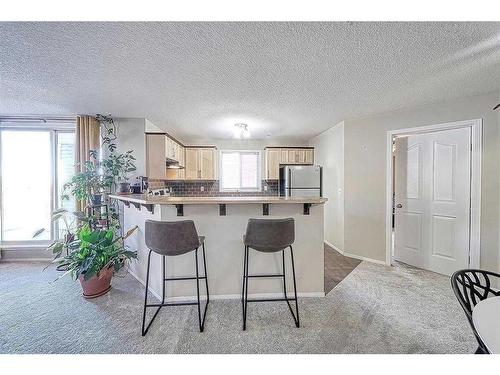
top-left (109, 194), bottom-right (327, 205)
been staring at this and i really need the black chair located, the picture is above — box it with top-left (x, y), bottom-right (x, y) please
top-left (142, 220), bottom-right (209, 336)
top-left (451, 269), bottom-right (500, 354)
top-left (242, 218), bottom-right (299, 330)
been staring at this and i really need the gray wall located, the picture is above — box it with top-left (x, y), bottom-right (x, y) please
top-left (342, 91), bottom-right (500, 271)
top-left (309, 122), bottom-right (344, 251)
top-left (113, 118), bottom-right (147, 178)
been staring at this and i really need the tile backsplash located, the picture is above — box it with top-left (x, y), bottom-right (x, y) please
top-left (148, 179), bottom-right (279, 197)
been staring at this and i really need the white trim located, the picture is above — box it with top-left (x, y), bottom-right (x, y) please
top-left (324, 240), bottom-right (344, 255)
top-left (324, 241), bottom-right (386, 265)
top-left (343, 251), bottom-right (386, 265)
top-left (469, 122), bottom-right (482, 269)
top-left (0, 127), bottom-right (76, 246)
top-left (0, 247), bottom-right (52, 261)
top-left (0, 244), bottom-right (51, 250)
top-left (128, 267), bottom-right (324, 301)
top-left (385, 118), bottom-right (482, 268)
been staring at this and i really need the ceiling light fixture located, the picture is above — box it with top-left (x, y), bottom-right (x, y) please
top-left (233, 123), bottom-right (250, 139)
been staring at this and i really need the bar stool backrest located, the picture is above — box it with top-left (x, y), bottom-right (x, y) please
top-left (145, 220), bottom-right (200, 256)
top-left (244, 218), bottom-right (295, 253)
top-left (451, 269), bottom-right (500, 353)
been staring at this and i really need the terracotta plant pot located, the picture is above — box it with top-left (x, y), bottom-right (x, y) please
top-left (79, 267), bottom-right (113, 299)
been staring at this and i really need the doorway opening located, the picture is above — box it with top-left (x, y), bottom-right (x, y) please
top-left (385, 119), bottom-right (482, 275)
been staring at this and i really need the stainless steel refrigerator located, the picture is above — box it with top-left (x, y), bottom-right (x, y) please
top-left (279, 165), bottom-right (322, 197)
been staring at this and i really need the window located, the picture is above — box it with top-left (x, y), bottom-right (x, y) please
top-left (219, 150), bottom-right (261, 192)
top-left (0, 124), bottom-right (75, 245)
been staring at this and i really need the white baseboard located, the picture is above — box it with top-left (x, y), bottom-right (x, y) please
top-left (324, 240), bottom-right (344, 255)
top-left (128, 267), bottom-right (325, 301)
top-left (323, 241), bottom-right (386, 266)
top-left (342, 251), bottom-right (386, 265)
top-left (0, 248), bottom-right (52, 262)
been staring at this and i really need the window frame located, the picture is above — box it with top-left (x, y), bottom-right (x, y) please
top-left (218, 150), bottom-right (262, 193)
top-left (0, 121), bottom-right (75, 247)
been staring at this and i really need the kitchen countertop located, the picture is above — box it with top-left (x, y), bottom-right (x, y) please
top-left (108, 194), bottom-right (327, 205)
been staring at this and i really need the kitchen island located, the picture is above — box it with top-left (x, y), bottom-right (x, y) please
top-left (110, 194), bottom-right (327, 300)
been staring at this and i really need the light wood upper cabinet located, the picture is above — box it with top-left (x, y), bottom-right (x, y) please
top-left (305, 149), bottom-right (314, 164)
top-left (146, 134), bottom-right (167, 179)
top-left (287, 149), bottom-right (297, 164)
top-left (280, 149), bottom-right (289, 164)
top-left (176, 146), bottom-right (185, 179)
top-left (184, 148), bottom-right (199, 180)
top-left (165, 135), bottom-right (184, 164)
top-left (184, 147), bottom-right (217, 180)
top-left (200, 149), bottom-right (214, 180)
top-left (265, 147), bottom-right (315, 180)
top-left (265, 149), bottom-right (281, 180)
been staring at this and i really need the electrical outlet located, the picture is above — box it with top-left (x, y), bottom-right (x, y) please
top-left (200, 186), bottom-right (204, 192)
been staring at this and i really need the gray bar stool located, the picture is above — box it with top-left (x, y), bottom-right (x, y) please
top-left (241, 218), bottom-right (299, 330)
top-left (142, 220), bottom-right (209, 336)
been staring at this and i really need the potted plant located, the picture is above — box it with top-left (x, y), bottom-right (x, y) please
top-left (63, 151), bottom-right (106, 206)
top-left (101, 150), bottom-right (137, 195)
top-left (33, 208), bottom-right (83, 270)
top-left (55, 224), bottom-right (138, 298)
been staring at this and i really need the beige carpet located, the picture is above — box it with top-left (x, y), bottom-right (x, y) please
top-left (0, 260), bottom-right (477, 353)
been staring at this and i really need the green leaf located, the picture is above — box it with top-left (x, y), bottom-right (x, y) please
top-left (32, 228), bottom-right (46, 238)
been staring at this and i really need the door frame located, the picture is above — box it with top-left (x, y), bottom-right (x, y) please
top-left (385, 119), bottom-right (482, 268)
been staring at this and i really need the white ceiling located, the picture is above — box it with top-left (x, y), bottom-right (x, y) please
top-left (1, 22), bottom-right (500, 142)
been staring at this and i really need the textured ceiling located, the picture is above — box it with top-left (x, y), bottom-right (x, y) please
top-left (1, 22), bottom-right (500, 142)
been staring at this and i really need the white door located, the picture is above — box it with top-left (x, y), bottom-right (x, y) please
top-left (394, 127), bottom-right (471, 276)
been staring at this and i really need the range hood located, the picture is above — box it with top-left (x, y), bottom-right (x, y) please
top-left (166, 158), bottom-right (185, 169)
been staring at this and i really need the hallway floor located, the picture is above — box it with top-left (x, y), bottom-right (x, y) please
top-left (323, 245), bottom-right (362, 294)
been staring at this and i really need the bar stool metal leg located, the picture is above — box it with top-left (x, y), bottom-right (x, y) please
top-left (141, 247), bottom-right (210, 336)
top-left (194, 245), bottom-right (210, 333)
top-left (241, 245), bottom-right (300, 330)
top-left (241, 244), bottom-right (247, 320)
top-left (195, 248), bottom-right (202, 332)
top-left (142, 250), bottom-right (163, 336)
top-left (243, 245), bottom-right (250, 330)
top-left (282, 246), bottom-right (299, 327)
top-left (202, 242), bottom-right (210, 305)
top-left (289, 245), bottom-right (300, 327)
top-left (161, 255), bottom-right (166, 304)
top-left (142, 220), bottom-right (209, 336)
top-left (282, 248), bottom-right (287, 298)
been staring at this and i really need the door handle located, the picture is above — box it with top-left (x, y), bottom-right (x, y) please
top-left (396, 204), bottom-right (403, 208)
